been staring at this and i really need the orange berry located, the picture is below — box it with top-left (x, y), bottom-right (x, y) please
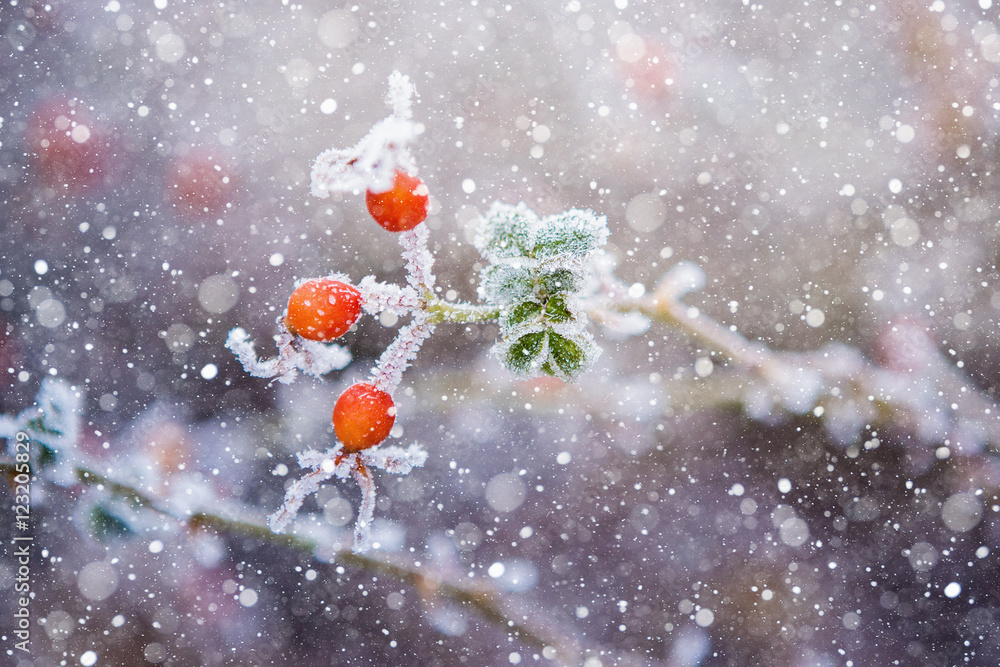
top-left (285, 279), bottom-right (362, 341)
top-left (365, 170), bottom-right (429, 232)
top-left (333, 383), bottom-right (395, 452)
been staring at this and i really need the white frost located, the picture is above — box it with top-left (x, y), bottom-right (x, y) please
top-left (399, 225), bottom-right (436, 291)
top-left (226, 325), bottom-right (351, 385)
top-left (654, 261), bottom-right (707, 299)
top-left (369, 317), bottom-right (436, 394)
top-left (310, 72), bottom-right (419, 197)
top-left (1, 379), bottom-right (83, 484)
top-left (269, 442), bottom-right (428, 553)
top-left (356, 276), bottom-right (421, 316)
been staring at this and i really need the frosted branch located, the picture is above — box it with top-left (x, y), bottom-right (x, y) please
top-left (607, 268), bottom-right (1000, 454)
top-left (363, 443), bottom-right (429, 474)
top-left (386, 71), bottom-right (415, 120)
top-left (269, 464), bottom-right (338, 534)
top-left (351, 464), bottom-right (377, 552)
top-left (226, 325), bottom-right (351, 385)
top-left (583, 254), bottom-right (652, 337)
top-left (654, 260), bottom-right (707, 300)
top-left (310, 72), bottom-right (420, 197)
top-left (269, 442), bottom-right (428, 552)
top-left (369, 317), bottom-right (436, 394)
top-left (13, 458), bottom-right (577, 660)
top-left (297, 338), bottom-right (354, 376)
top-left (399, 225), bottom-right (436, 291)
top-left (357, 275), bottom-right (422, 316)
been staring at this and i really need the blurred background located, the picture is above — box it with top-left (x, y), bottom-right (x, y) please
top-left (2, 0), bottom-right (1000, 664)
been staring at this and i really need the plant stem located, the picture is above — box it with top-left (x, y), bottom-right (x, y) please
top-left (424, 297), bottom-right (501, 325)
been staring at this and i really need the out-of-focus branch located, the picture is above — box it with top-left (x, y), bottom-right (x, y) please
top-left (595, 265), bottom-right (1000, 455)
top-left (189, 512), bottom-right (560, 655)
top-left (0, 460), bottom-right (582, 663)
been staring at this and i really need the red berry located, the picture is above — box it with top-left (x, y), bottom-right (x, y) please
top-left (285, 279), bottom-right (362, 341)
top-left (333, 383), bottom-right (395, 453)
top-left (26, 97), bottom-right (109, 190)
top-left (166, 149), bottom-right (237, 219)
top-left (365, 170), bottom-right (429, 232)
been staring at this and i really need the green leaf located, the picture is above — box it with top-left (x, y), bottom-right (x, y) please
top-left (532, 210), bottom-right (608, 258)
top-left (548, 332), bottom-right (585, 376)
top-left (506, 300), bottom-right (543, 327)
top-left (477, 203), bottom-right (537, 259)
top-left (544, 295), bottom-right (573, 323)
top-left (481, 263), bottom-right (534, 304)
top-left (504, 332), bottom-right (546, 373)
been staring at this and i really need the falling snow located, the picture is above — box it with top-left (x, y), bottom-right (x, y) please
top-left (4, 1), bottom-right (1000, 665)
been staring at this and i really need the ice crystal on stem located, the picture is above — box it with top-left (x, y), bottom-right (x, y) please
top-left (369, 318), bottom-right (435, 395)
top-left (356, 276), bottom-right (421, 316)
top-left (226, 323), bottom-right (351, 384)
top-left (399, 225), bottom-right (436, 291)
top-left (269, 443), bottom-right (428, 552)
top-left (366, 228), bottom-right (438, 394)
top-left (310, 71), bottom-right (419, 197)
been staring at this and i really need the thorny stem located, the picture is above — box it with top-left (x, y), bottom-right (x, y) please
top-left (350, 458), bottom-right (376, 552)
top-left (369, 317), bottom-right (436, 394)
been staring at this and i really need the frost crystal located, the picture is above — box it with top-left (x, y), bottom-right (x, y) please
top-left (356, 276), bottom-right (421, 316)
top-left (475, 202), bottom-right (608, 381)
top-left (399, 225), bottom-right (436, 291)
top-left (269, 442), bottom-right (428, 553)
top-left (226, 324), bottom-right (351, 384)
top-left (310, 71), bottom-right (419, 197)
top-left (369, 318), bottom-right (436, 394)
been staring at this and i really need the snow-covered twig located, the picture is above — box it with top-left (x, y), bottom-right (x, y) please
top-left (268, 465), bottom-right (339, 534)
top-left (369, 317), bottom-right (436, 395)
top-left (188, 511), bottom-right (576, 660)
top-left (0, 452), bottom-right (582, 658)
top-left (351, 464), bottom-right (377, 552)
top-left (310, 71), bottom-right (419, 197)
top-left (386, 70), bottom-right (415, 120)
top-left (226, 324), bottom-right (351, 385)
top-left (356, 275), bottom-right (422, 316)
top-left (399, 225), bottom-right (435, 291)
top-left (269, 442), bottom-right (428, 552)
